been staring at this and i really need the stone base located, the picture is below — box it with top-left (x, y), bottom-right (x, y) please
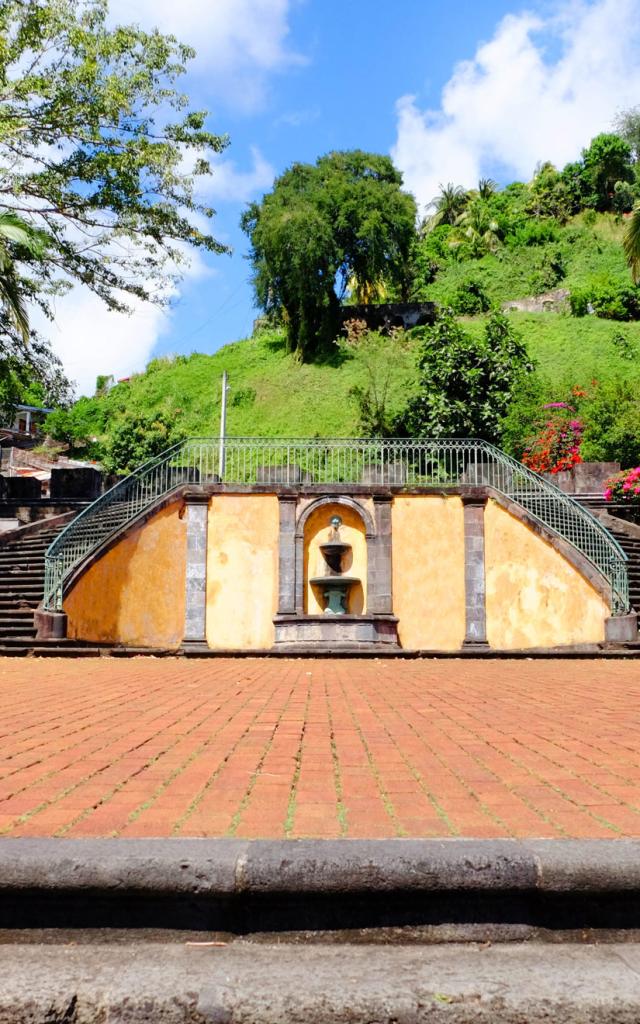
top-left (34, 609), bottom-right (68, 640)
top-left (180, 638), bottom-right (210, 653)
top-left (462, 639), bottom-right (490, 651)
top-left (274, 614), bottom-right (399, 649)
top-left (605, 613), bottom-right (639, 644)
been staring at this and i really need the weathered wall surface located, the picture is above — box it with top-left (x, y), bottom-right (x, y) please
top-left (304, 502), bottom-right (368, 614)
top-left (65, 501), bottom-right (186, 647)
top-left (392, 495), bottom-right (466, 650)
top-left (206, 494), bottom-right (279, 650)
top-left (484, 499), bottom-right (609, 648)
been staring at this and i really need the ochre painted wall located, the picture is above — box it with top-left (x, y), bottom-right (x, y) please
top-left (65, 501), bottom-right (186, 647)
top-left (304, 503), bottom-right (367, 614)
top-left (392, 495), bottom-right (466, 650)
top-left (484, 499), bottom-right (609, 648)
top-left (206, 494), bottom-right (279, 650)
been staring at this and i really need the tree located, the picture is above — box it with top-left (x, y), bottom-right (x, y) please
top-left (0, 0), bottom-right (228, 322)
top-left (581, 379), bottom-right (640, 468)
top-left (0, 213), bottom-right (48, 341)
top-left (422, 183), bottom-right (468, 232)
top-left (454, 199), bottom-right (502, 256)
top-left (477, 178), bottom-right (498, 201)
top-left (103, 410), bottom-right (186, 473)
top-left (526, 163), bottom-right (573, 222)
top-left (581, 134), bottom-right (634, 211)
top-left (394, 309), bottom-right (533, 443)
top-left (614, 107), bottom-right (640, 163)
top-left (0, 326), bottom-right (71, 423)
top-left (623, 205), bottom-right (640, 284)
top-left (336, 319), bottom-right (415, 437)
top-left (241, 151), bottom-right (417, 359)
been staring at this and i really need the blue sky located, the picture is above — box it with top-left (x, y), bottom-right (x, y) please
top-left (45, 0), bottom-right (640, 394)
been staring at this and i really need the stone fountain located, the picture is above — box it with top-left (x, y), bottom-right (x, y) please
top-left (309, 515), bottom-right (359, 614)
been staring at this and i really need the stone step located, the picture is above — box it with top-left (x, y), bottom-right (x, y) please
top-left (0, 626), bottom-right (37, 638)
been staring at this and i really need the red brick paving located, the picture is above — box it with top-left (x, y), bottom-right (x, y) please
top-left (0, 657), bottom-right (640, 839)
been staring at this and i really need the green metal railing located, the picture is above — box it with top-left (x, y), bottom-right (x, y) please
top-left (43, 437), bottom-right (630, 614)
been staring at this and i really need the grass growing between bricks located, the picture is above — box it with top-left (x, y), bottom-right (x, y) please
top-left (2, 657), bottom-right (640, 839)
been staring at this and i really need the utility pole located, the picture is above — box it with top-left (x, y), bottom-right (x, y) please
top-left (218, 371), bottom-right (229, 479)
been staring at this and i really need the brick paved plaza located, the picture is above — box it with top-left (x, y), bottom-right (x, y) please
top-left (0, 657), bottom-right (639, 839)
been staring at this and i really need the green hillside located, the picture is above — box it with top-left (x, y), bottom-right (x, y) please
top-left (46, 210), bottom-right (640, 469)
top-left (426, 213), bottom-right (630, 308)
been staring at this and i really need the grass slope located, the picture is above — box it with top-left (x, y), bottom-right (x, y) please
top-left (426, 213), bottom-right (631, 307)
top-left (81, 329), bottom-right (415, 441)
top-left (58, 213), bottom-right (640, 448)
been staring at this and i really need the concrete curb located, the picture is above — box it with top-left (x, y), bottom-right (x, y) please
top-left (2, 837), bottom-right (640, 895)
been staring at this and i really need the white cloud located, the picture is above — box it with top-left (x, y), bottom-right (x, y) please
top-left (392, 0), bottom-right (640, 215)
top-left (39, 1), bottom-right (298, 393)
top-left (109, 0), bottom-right (302, 110)
top-left (36, 291), bottom-right (171, 398)
top-left (36, 245), bottom-right (213, 398)
top-left (206, 145), bottom-right (275, 203)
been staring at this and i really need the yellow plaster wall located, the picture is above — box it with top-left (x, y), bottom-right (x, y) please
top-left (304, 503), bottom-right (368, 614)
top-left (392, 495), bottom-right (466, 650)
top-left (206, 494), bottom-right (279, 649)
top-left (65, 501), bottom-right (186, 647)
top-left (484, 499), bottom-right (609, 648)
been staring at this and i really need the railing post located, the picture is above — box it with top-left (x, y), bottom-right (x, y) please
top-left (462, 491), bottom-right (489, 650)
top-left (182, 488), bottom-right (209, 651)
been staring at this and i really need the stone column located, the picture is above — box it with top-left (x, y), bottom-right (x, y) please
top-left (462, 492), bottom-right (489, 649)
top-left (182, 490), bottom-right (209, 650)
top-left (368, 496), bottom-right (393, 614)
top-left (277, 495), bottom-right (297, 614)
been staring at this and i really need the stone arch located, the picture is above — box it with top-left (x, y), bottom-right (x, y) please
top-left (295, 495), bottom-right (375, 540)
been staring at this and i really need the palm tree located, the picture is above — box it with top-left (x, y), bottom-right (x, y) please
top-left (455, 200), bottom-right (502, 256)
top-left (477, 178), bottom-right (498, 201)
top-left (623, 204), bottom-right (640, 283)
top-left (422, 183), bottom-right (469, 233)
top-left (0, 213), bottom-right (47, 343)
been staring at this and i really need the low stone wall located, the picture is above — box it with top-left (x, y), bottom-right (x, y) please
top-left (543, 462), bottom-right (620, 495)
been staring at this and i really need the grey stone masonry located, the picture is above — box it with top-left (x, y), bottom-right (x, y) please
top-left (182, 490), bottom-right (209, 649)
top-left (369, 496), bottom-right (393, 614)
top-left (462, 492), bottom-right (489, 649)
top-left (277, 495), bottom-right (297, 614)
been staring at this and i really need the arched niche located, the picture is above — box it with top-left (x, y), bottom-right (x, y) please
top-left (303, 501), bottom-right (368, 614)
top-left (295, 496), bottom-right (375, 615)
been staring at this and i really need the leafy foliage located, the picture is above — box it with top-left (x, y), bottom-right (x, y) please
top-left (580, 379), bottom-right (640, 468)
top-left (521, 403), bottom-right (584, 475)
top-left (0, 0), bottom-right (228, 320)
top-left (393, 309), bottom-right (533, 442)
top-left (0, 325), bottom-right (71, 423)
top-left (336, 319), bottom-right (415, 437)
top-left (447, 278), bottom-right (491, 315)
top-left (570, 275), bottom-right (640, 320)
top-left (241, 151), bottom-right (416, 360)
top-left (580, 134), bottom-right (635, 211)
top-left (103, 410), bottom-right (186, 474)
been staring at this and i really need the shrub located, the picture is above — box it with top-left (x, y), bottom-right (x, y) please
top-left (521, 403), bottom-right (584, 475)
top-left (569, 276), bottom-right (640, 320)
top-left (508, 218), bottom-right (560, 247)
top-left (447, 278), bottom-right (491, 314)
top-left (604, 467), bottom-right (640, 504)
top-left (611, 330), bottom-right (636, 359)
top-left (394, 309), bottom-right (533, 443)
top-left (580, 379), bottom-right (640, 467)
top-left (527, 245), bottom-right (566, 294)
top-left (103, 410), bottom-right (186, 474)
